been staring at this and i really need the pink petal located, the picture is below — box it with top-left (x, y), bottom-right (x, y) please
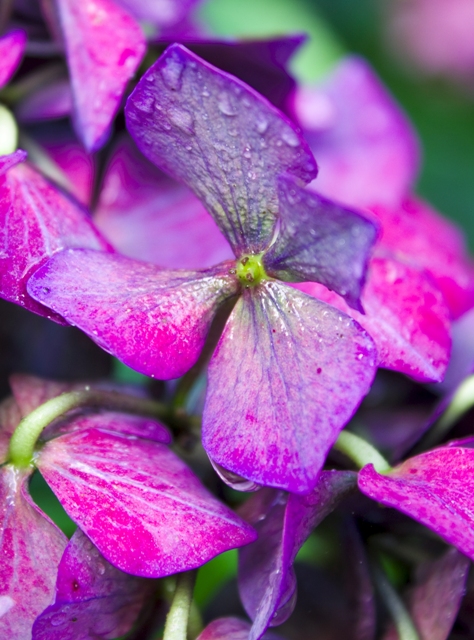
top-left (358, 445), bottom-right (474, 559)
top-left (197, 618), bottom-right (284, 640)
top-left (0, 160), bottom-right (110, 322)
top-left (203, 282), bottom-right (377, 493)
top-left (297, 256), bottom-right (451, 382)
top-left (0, 465), bottom-right (67, 638)
top-left (27, 249), bottom-right (239, 379)
top-left (114, 0), bottom-right (200, 28)
top-left (0, 149), bottom-right (27, 176)
top-left (0, 30), bottom-right (27, 90)
top-left (36, 427), bottom-right (256, 576)
top-left (15, 78), bottom-right (73, 123)
top-left (55, 0), bottom-right (146, 151)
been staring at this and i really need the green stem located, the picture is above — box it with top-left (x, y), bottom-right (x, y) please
top-left (8, 388), bottom-right (168, 468)
top-left (333, 430), bottom-right (391, 473)
top-left (373, 564), bottom-right (420, 640)
top-left (163, 571), bottom-right (197, 640)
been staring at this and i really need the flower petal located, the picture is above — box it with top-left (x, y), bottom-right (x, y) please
top-left (0, 160), bottom-right (110, 321)
top-left (0, 465), bottom-right (67, 638)
top-left (55, 0), bottom-right (145, 151)
top-left (125, 44), bottom-right (317, 255)
top-left (0, 149), bottom-right (27, 176)
top-left (36, 427), bottom-right (256, 576)
top-left (297, 256), bottom-right (452, 382)
top-left (0, 30), bottom-right (26, 90)
top-left (27, 249), bottom-right (239, 379)
top-left (16, 78), bottom-right (73, 123)
top-left (32, 529), bottom-right (154, 639)
top-left (114, 0), bottom-right (200, 28)
top-left (358, 446), bottom-right (474, 559)
top-left (203, 282), bottom-right (377, 493)
top-left (238, 472), bottom-right (356, 640)
top-left (263, 175), bottom-right (377, 310)
top-left (197, 618), bottom-right (284, 640)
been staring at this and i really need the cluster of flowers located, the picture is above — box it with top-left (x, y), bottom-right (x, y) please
top-left (2, 0), bottom-right (474, 638)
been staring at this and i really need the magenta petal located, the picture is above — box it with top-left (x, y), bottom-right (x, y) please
top-left (54, 412), bottom-right (171, 444)
top-left (0, 150), bottom-right (27, 176)
top-left (9, 373), bottom-right (74, 417)
top-left (125, 44), bottom-right (317, 255)
top-left (27, 249), bottom-right (239, 379)
top-left (36, 427), bottom-right (256, 576)
top-left (197, 618), bottom-right (284, 640)
top-left (0, 161), bottom-right (110, 322)
top-left (239, 471), bottom-right (356, 640)
top-left (55, 0), bottom-right (145, 151)
top-left (114, 0), bottom-right (200, 27)
top-left (263, 175), bottom-right (377, 310)
top-left (383, 548), bottom-right (469, 640)
top-left (0, 466), bottom-right (67, 638)
top-left (94, 135), bottom-right (233, 269)
top-left (32, 529), bottom-right (154, 640)
top-left (297, 256), bottom-right (452, 382)
top-left (0, 30), bottom-right (26, 89)
top-left (15, 78), bottom-right (73, 123)
top-left (203, 282), bottom-right (376, 493)
top-left (358, 446), bottom-right (474, 559)
top-left (294, 56), bottom-right (419, 209)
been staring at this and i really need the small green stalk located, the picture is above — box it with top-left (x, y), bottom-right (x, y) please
top-left (163, 571), bottom-right (197, 640)
top-left (8, 388), bottom-right (168, 468)
top-left (0, 103), bottom-right (18, 155)
top-left (333, 430), bottom-right (391, 473)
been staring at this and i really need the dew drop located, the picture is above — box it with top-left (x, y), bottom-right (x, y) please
top-left (50, 613), bottom-right (68, 627)
top-left (256, 117), bottom-right (268, 134)
top-left (97, 563), bottom-right (106, 575)
top-left (218, 91), bottom-right (237, 116)
top-left (160, 55), bottom-right (184, 91)
top-left (281, 128), bottom-right (300, 148)
top-left (243, 146), bottom-right (251, 159)
top-left (167, 107), bottom-right (195, 135)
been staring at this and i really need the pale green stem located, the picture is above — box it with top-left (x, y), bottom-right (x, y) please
top-left (163, 571), bottom-right (197, 640)
top-left (0, 104), bottom-right (18, 155)
top-left (8, 388), bottom-right (168, 468)
top-left (373, 564), bottom-right (420, 640)
top-left (333, 430), bottom-right (391, 473)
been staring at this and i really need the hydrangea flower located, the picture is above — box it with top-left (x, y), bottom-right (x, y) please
top-left (27, 44), bottom-right (378, 494)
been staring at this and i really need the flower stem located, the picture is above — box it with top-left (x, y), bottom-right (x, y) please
top-left (372, 563), bottom-right (420, 640)
top-left (8, 388), bottom-right (168, 468)
top-left (163, 571), bottom-right (197, 640)
top-left (333, 430), bottom-right (391, 473)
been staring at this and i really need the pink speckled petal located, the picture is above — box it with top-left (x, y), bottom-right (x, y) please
top-left (294, 56), bottom-right (419, 209)
top-left (0, 30), bottom-right (26, 89)
top-left (383, 547), bottom-right (469, 640)
top-left (0, 466), bottom-right (67, 638)
top-left (239, 472), bottom-right (356, 640)
top-left (32, 529), bottom-right (154, 639)
top-left (358, 445), bottom-right (474, 559)
top-left (203, 282), bottom-right (376, 493)
top-left (0, 160), bottom-right (110, 322)
top-left (0, 149), bottom-right (27, 176)
top-left (371, 197), bottom-right (474, 319)
top-left (0, 397), bottom-right (22, 463)
top-left (264, 175), bottom-right (377, 311)
top-left (94, 135), bottom-right (233, 269)
top-left (125, 44), bottom-right (317, 255)
top-left (197, 618), bottom-right (284, 640)
top-left (297, 256), bottom-right (451, 382)
top-left (27, 249), bottom-right (239, 379)
top-left (36, 427), bottom-right (256, 576)
top-left (9, 373), bottom-right (73, 417)
top-left (55, 0), bottom-right (145, 151)
top-left (114, 0), bottom-right (200, 27)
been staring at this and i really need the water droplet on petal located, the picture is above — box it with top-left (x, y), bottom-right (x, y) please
top-left (281, 128), bottom-right (300, 147)
top-left (50, 613), bottom-right (68, 627)
top-left (167, 107), bottom-right (195, 135)
top-left (218, 91), bottom-right (237, 116)
top-left (256, 117), bottom-right (268, 134)
top-left (160, 55), bottom-right (184, 91)
top-left (97, 563), bottom-right (106, 575)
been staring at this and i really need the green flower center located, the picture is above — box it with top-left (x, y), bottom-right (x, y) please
top-left (236, 253), bottom-right (267, 287)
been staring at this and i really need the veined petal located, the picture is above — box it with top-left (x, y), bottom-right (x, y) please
top-left (197, 618), bottom-right (284, 640)
top-left (0, 466), bottom-right (67, 638)
top-left (36, 428), bottom-right (256, 577)
top-left (0, 160), bottom-right (110, 322)
top-left (55, 0), bottom-right (145, 151)
top-left (297, 256), bottom-right (452, 383)
top-left (125, 44), bottom-right (317, 255)
top-left (0, 150), bottom-right (27, 176)
top-left (0, 30), bottom-right (26, 90)
top-left (27, 249), bottom-right (239, 379)
top-left (358, 445), bottom-right (474, 560)
top-left (203, 282), bottom-right (376, 493)
top-left (263, 175), bottom-right (377, 310)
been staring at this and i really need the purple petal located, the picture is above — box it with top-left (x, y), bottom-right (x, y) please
top-left (263, 176), bottom-right (377, 310)
top-left (36, 427), bottom-right (256, 577)
top-left (114, 0), bottom-right (200, 28)
top-left (297, 256), bottom-right (452, 383)
top-left (383, 548), bottom-right (469, 640)
top-left (0, 466), bottom-right (67, 638)
top-left (197, 617), bottom-right (284, 640)
top-left (203, 282), bottom-right (377, 493)
top-left (32, 529), bottom-right (154, 640)
top-left (94, 135), bottom-right (233, 269)
top-left (125, 44), bottom-right (317, 255)
top-left (358, 445), bottom-right (474, 559)
top-left (239, 471), bottom-right (356, 640)
top-left (0, 160), bottom-right (110, 322)
top-left (294, 56), bottom-right (419, 209)
top-left (0, 149), bottom-right (27, 176)
top-left (0, 397), bottom-right (22, 462)
top-left (210, 457), bottom-right (261, 493)
top-left (0, 30), bottom-right (26, 90)
top-left (15, 78), bottom-right (73, 123)
top-left (55, 0), bottom-right (146, 151)
top-left (9, 373), bottom-right (74, 417)
top-left (27, 249), bottom-right (239, 379)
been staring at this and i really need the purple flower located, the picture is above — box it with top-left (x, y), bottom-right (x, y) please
top-left (0, 30), bottom-right (26, 90)
top-left (27, 44), bottom-right (378, 494)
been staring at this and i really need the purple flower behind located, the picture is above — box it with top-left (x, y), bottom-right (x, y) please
top-left (197, 618), bottom-right (284, 640)
top-left (0, 30), bottom-right (26, 90)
